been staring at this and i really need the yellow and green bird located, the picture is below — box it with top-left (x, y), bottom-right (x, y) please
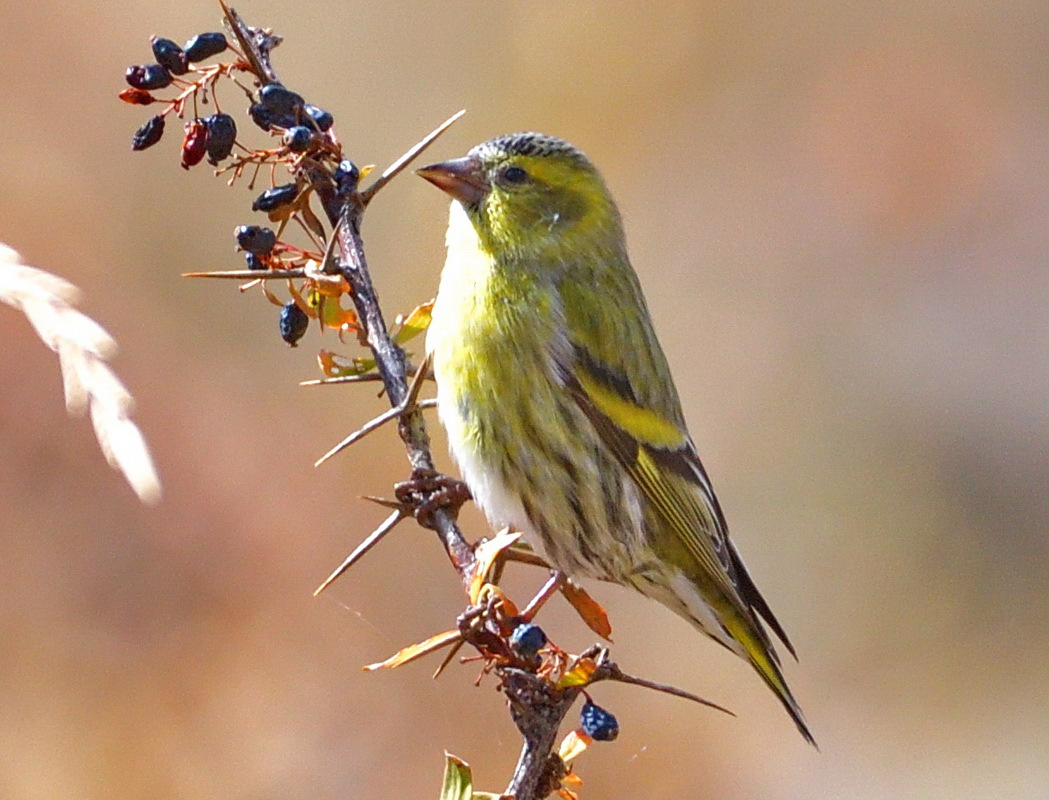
top-left (418, 132), bottom-right (814, 745)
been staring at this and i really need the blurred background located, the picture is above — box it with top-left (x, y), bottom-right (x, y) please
top-left (1, 1), bottom-right (1047, 798)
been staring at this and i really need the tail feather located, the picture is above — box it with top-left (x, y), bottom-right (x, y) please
top-left (728, 540), bottom-right (798, 661)
top-left (720, 610), bottom-right (818, 748)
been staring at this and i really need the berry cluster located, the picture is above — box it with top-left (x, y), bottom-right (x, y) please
top-left (121, 24), bottom-right (360, 347)
top-left (124, 33), bottom-right (234, 161)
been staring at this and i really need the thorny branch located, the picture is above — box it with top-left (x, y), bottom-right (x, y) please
top-left (224, 5), bottom-right (477, 583)
top-left (194, 8), bottom-right (732, 799)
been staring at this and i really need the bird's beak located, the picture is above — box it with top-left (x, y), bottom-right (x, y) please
top-left (417, 155), bottom-right (489, 206)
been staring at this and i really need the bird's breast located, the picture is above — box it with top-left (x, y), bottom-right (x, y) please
top-left (426, 204), bottom-right (570, 532)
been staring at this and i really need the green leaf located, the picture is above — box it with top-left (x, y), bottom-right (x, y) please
top-left (439, 753), bottom-right (473, 800)
top-left (393, 300), bottom-right (434, 344)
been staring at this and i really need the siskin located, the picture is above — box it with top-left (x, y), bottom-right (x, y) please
top-left (418, 133), bottom-right (814, 745)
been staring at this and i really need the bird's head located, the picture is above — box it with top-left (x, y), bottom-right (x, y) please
top-left (417, 132), bottom-right (623, 262)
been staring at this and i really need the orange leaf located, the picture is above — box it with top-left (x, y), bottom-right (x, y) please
top-left (469, 529), bottom-right (521, 603)
top-left (557, 657), bottom-right (598, 688)
top-left (560, 580), bottom-right (612, 640)
top-left (362, 629), bottom-right (461, 671)
top-left (472, 584), bottom-right (519, 619)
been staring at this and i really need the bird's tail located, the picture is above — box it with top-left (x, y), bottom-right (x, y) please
top-left (719, 609), bottom-right (818, 748)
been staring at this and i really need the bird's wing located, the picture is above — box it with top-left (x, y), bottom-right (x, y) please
top-left (555, 343), bottom-right (737, 597)
top-left (555, 341), bottom-right (796, 657)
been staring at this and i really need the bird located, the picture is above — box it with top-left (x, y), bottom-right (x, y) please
top-left (417, 132), bottom-right (814, 745)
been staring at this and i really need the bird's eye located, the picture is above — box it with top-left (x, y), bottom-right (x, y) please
top-left (499, 165), bottom-right (529, 185)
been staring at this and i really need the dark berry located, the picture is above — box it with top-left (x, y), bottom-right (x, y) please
top-left (248, 103), bottom-right (296, 132)
top-left (259, 84), bottom-right (305, 116)
top-left (119, 88), bottom-right (155, 105)
top-left (125, 64), bottom-right (172, 91)
top-left (580, 701), bottom-right (619, 742)
top-left (184, 32), bottom-right (228, 62)
top-left (180, 119), bottom-right (208, 170)
top-left (279, 301), bottom-right (309, 346)
top-left (150, 37), bottom-right (188, 75)
top-left (204, 113), bottom-right (236, 163)
top-left (245, 252), bottom-right (267, 271)
top-left (334, 160), bottom-right (361, 194)
top-left (252, 183), bottom-right (299, 213)
top-left (283, 126), bottom-right (313, 153)
top-left (235, 225), bottom-right (277, 255)
top-left (509, 624), bottom-right (547, 658)
top-left (131, 115), bottom-right (166, 151)
top-left (304, 104), bottom-right (333, 132)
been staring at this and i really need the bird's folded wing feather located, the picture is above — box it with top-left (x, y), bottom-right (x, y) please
top-left (555, 342), bottom-right (738, 602)
top-left (556, 341), bottom-right (797, 659)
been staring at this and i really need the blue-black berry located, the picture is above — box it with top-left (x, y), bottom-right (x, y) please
top-left (125, 64), bottom-right (172, 91)
top-left (283, 126), bottom-right (313, 153)
top-left (150, 37), bottom-right (188, 75)
top-left (235, 225), bottom-right (277, 255)
top-left (252, 183), bottom-right (299, 213)
top-left (204, 113), bottom-right (236, 163)
top-left (245, 252), bottom-right (267, 271)
top-left (334, 160), bottom-right (360, 194)
top-left (259, 84), bottom-right (304, 116)
top-left (131, 115), bottom-right (166, 151)
top-left (248, 103), bottom-right (296, 132)
top-left (184, 32), bottom-right (228, 63)
top-left (279, 301), bottom-right (309, 346)
top-left (304, 104), bottom-right (333, 132)
top-left (509, 624), bottom-right (547, 658)
top-left (580, 701), bottom-right (619, 742)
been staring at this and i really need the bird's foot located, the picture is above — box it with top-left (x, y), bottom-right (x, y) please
top-left (394, 468), bottom-right (472, 530)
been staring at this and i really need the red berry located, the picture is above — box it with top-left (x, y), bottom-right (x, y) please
top-left (119, 88), bottom-right (155, 105)
top-left (180, 119), bottom-right (208, 169)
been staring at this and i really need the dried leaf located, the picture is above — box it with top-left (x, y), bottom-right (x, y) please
top-left (472, 583), bottom-right (519, 619)
top-left (393, 299), bottom-right (434, 344)
top-left (557, 657), bottom-right (599, 688)
top-left (558, 730), bottom-right (590, 762)
top-left (439, 753), bottom-right (473, 800)
top-left (469, 529), bottom-right (521, 603)
top-left (562, 772), bottom-right (583, 790)
top-left (363, 629), bottom-right (461, 671)
top-left (560, 580), bottom-right (612, 641)
top-left (317, 350), bottom-right (376, 378)
top-left (299, 200), bottom-right (326, 240)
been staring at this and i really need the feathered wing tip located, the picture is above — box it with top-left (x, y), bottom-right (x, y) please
top-left (717, 595), bottom-right (818, 748)
top-left (728, 539), bottom-right (798, 660)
